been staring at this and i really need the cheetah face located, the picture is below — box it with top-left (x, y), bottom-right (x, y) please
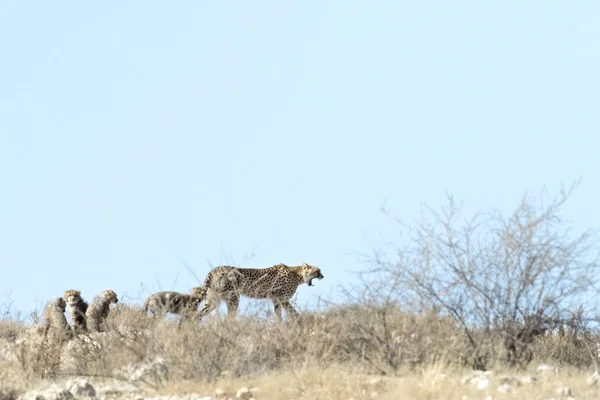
top-left (103, 290), bottom-right (119, 303)
top-left (190, 296), bottom-right (203, 309)
top-left (191, 286), bottom-right (206, 299)
top-left (301, 262), bottom-right (324, 287)
top-left (63, 290), bottom-right (82, 306)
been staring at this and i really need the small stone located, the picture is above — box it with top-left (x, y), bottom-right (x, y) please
top-left (497, 384), bottom-right (514, 394)
top-left (519, 375), bottom-right (536, 384)
top-left (537, 364), bottom-right (558, 374)
top-left (66, 379), bottom-right (96, 398)
top-left (214, 388), bottom-right (224, 396)
top-left (235, 387), bottom-right (251, 400)
top-left (368, 377), bottom-right (383, 386)
top-left (475, 377), bottom-right (490, 390)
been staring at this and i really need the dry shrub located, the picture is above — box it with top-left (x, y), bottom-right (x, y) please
top-left (533, 330), bottom-right (599, 368)
top-left (13, 333), bottom-right (64, 380)
top-left (313, 304), bottom-right (469, 374)
top-left (45, 302), bottom-right (474, 384)
top-left (0, 389), bottom-right (18, 400)
top-left (105, 302), bottom-right (155, 334)
top-left (0, 321), bottom-right (25, 344)
top-left (1, 298), bottom-right (599, 390)
top-left (367, 181), bottom-right (600, 370)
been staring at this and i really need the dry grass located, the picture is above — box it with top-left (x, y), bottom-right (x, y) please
top-left (77, 366), bottom-right (600, 400)
top-left (0, 301), bottom-right (599, 399)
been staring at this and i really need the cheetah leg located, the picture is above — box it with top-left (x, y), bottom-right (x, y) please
top-left (225, 295), bottom-right (239, 321)
top-left (197, 300), bottom-right (218, 320)
top-left (150, 306), bottom-right (167, 319)
top-left (281, 301), bottom-right (299, 320)
top-left (273, 299), bottom-right (283, 322)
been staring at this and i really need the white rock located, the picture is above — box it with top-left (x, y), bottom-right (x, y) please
top-left (537, 364), bottom-right (558, 374)
top-left (114, 357), bottom-right (169, 385)
top-left (519, 375), bottom-right (537, 384)
top-left (236, 386), bottom-right (248, 395)
top-left (588, 370), bottom-right (600, 386)
top-left (368, 377), bottom-right (383, 386)
top-left (235, 387), bottom-right (253, 399)
top-left (19, 386), bottom-right (74, 400)
top-left (497, 384), bottom-right (514, 394)
top-left (214, 388), bottom-right (224, 396)
top-left (66, 379), bottom-right (96, 398)
top-left (475, 377), bottom-right (491, 390)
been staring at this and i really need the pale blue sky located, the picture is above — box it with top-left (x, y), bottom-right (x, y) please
top-left (1, 2), bottom-right (599, 317)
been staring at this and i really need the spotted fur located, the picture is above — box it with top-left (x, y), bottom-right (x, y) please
top-left (143, 287), bottom-right (206, 319)
top-left (86, 289), bottom-right (119, 332)
top-left (197, 262), bottom-right (324, 322)
top-left (39, 297), bottom-right (72, 339)
top-left (63, 289), bottom-right (88, 334)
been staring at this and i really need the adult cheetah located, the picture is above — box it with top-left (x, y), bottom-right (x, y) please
top-left (86, 289), bottom-right (119, 332)
top-left (196, 262), bottom-right (324, 322)
top-left (143, 287), bottom-right (206, 319)
top-left (63, 289), bottom-right (89, 334)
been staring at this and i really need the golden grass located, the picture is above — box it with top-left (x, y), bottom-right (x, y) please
top-left (0, 302), bottom-right (599, 399)
top-left (138, 365), bottom-right (600, 400)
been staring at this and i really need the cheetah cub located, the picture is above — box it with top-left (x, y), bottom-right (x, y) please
top-left (86, 289), bottom-right (119, 332)
top-left (63, 289), bottom-right (89, 334)
top-left (39, 297), bottom-right (72, 339)
top-left (143, 287), bottom-right (206, 319)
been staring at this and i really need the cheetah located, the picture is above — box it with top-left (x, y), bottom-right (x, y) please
top-left (63, 289), bottom-right (89, 334)
top-left (196, 262), bottom-right (324, 322)
top-left (86, 289), bottom-right (119, 332)
top-left (39, 297), bottom-right (72, 339)
top-left (143, 287), bottom-right (206, 319)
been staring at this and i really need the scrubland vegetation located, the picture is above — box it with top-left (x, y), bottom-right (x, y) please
top-left (1, 182), bottom-right (600, 399)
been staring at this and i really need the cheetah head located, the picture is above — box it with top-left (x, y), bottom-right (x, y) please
top-left (301, 262), bottom-right (324, 287)
top-left (51, 297), bottom-right (67, 311)
top-left (63, 290), bottom-right (83, 306)
top-left (102, 289), bottom-right (119, 304)
top-left (191, 286), bottom-right (207, 299)
top-left (190, 296), bottom-right (203, 309)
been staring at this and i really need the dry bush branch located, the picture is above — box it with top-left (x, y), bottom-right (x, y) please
top-left (365, 180), bottom-right (600, 370)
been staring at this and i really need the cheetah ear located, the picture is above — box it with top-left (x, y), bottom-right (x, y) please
top-left (301, 262), bottom-right (309, 267)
